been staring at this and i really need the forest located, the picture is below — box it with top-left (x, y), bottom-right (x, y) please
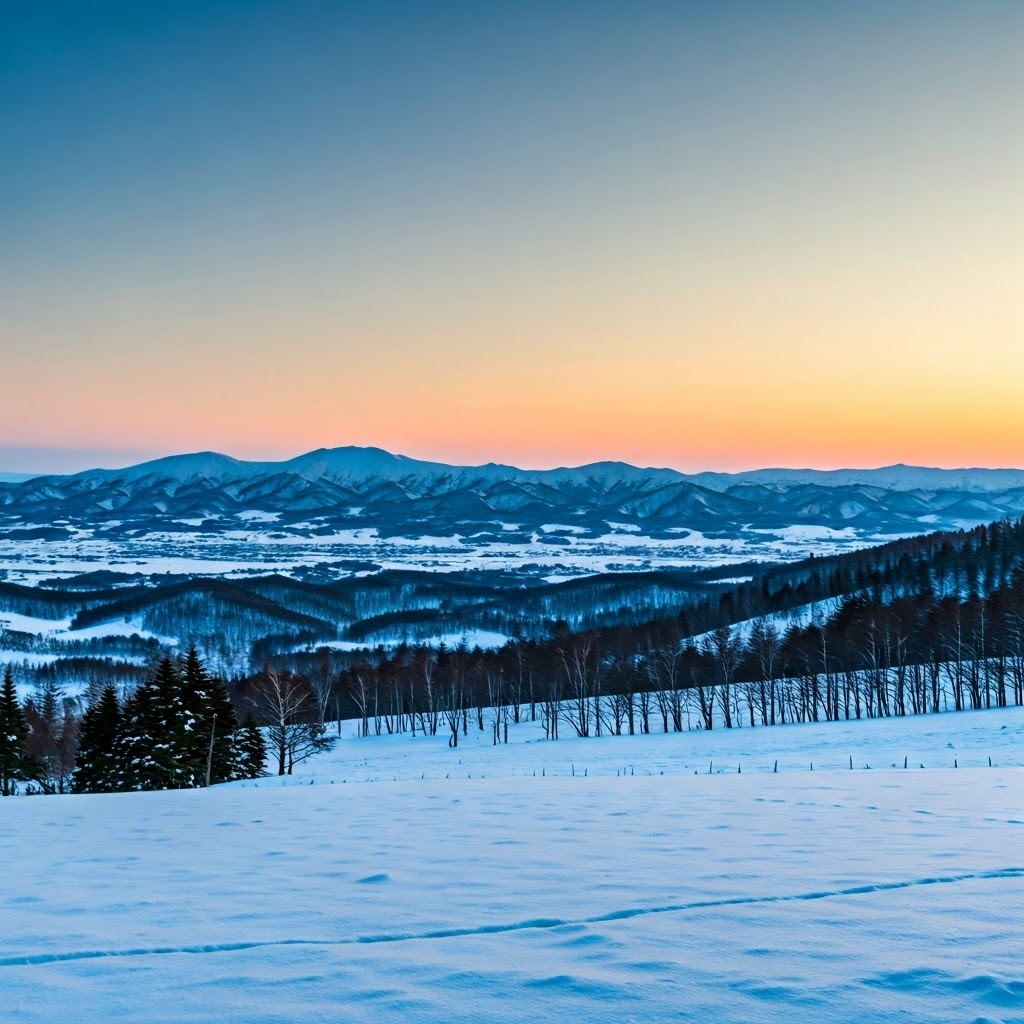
top-left (264, 518), bottom-right (1024, 738)
top-left (0, 563), bottom-right (753, 687)
top-left (1, 518), bottom-right (1022, 794)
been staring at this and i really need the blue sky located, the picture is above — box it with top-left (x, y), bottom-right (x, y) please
top-left (2, 1), bottom-right (1021, 474)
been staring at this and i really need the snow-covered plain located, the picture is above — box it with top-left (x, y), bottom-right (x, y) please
top-left (240, 702), bottom-right (1024, 784)
top-left (0, 521), bottom-right (903, 585)
top-left (2, 709), bottom-right (1023, 1024)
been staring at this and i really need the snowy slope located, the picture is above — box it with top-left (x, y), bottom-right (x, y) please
top-left (2, 708), bottom-right (1022, 1024)
top-left (245, 701), bottom-right (1024, 783)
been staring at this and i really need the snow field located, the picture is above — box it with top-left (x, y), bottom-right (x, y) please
top-left (1, 710), bottom-right (1023, 1023)
top-left (0, 519), bottom-right (890, 585)
top-left (244, 703), bottom-right (1024, 786)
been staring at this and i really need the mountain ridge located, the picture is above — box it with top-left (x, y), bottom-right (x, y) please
top-left (8, 445), bottom-right (1024, 492)
top-left (2, 447), bottom-right (1023, 565)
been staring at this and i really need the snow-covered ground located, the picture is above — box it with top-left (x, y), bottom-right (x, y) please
top-left (0, 611), bottom-right (171, 683)
top-left (2, 709), bottom-right (1023, 1023)
top-left (0, 610), bottom-right (171, 644)
top-left (293, 629), bottom-right (513, 655)
top-left (241, 703), bottom-right (1024, 783)
top-left (0, 521), bottom-right (901, 585)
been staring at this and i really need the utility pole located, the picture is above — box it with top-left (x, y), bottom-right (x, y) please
top-left (205, 714), bottom-right (217, 787)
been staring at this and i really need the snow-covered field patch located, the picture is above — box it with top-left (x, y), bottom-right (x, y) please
top-left (1, 710), bottom-right (1022, 1023)
top-left (0, 520), bottom-right (898, 585)
top-left (0, 611), bottom-right (173, 645)
top-left (248, 703), bottom-right (1024, 784)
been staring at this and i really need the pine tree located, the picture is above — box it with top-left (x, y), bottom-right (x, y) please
top-left (205, 676), bottom-right (242, 784)
top-left (180, 645), bottom-right (217, 783)
top-left (76, 650), bottom-right (267, 792)
top-left (237, 719), bottom-right (268, 779)
top-left (74, 685), bottom-right (123, 793)
top-left (25, 680), bottom-right (76, 793)
top-left (38, 682), bottom-right (62, 737)
top-left (114, 690), bottom-right (143, 790)
top-left (122, 658), bottom-right (193, 790)
top-left (0, 666), bottom-right (28, 796)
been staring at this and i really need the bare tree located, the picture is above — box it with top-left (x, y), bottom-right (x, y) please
top-left (703, 625), bottom-right (744, 729)
top-left (413, 646), bottom-right (440, 736)
top-left (253, 670), bottom-right (332, 775)
top-left (558, 632), bottom-right (598, 738)
top-left (312, 653), bottom-right (342, 736)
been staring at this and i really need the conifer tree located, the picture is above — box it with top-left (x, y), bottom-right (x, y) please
top-left (122, 658), bottom-right (193, 789)
top-left (74, 685), bottom-right (124, 793)
top-left (111, 651), bottom-right (241, 790)
top-left (180, 644), bottom-right (216, 782)
top-left (237, 719), bottom-right (268, 779)
top-left (204, 676), bottom-right (242, 784)
top-left (0, 666), bottom-right (28, 796)
top-left (24, 680), bottom-right (78, 794)
top-left (114, 690), bottom-right (142, 790)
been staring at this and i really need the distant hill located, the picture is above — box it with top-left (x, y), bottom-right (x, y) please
top-left (1, 447), bottom-right (1022, 543)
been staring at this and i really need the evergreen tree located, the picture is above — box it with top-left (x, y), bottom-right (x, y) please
top-left (204, 676), bottom-right (242, 784)
top-left (180, 645), bottom-right (217, 782)
top-left (109, 650), bottom-right (239, 790)
top-left (24, 680), bottom-right (78, 792)
top-left (122, 658), bottom-right (193, 790)
top-left (73, 685), bottom-right (123, 793)
top-left (237, 718), bottom-right (268, 779)
top-left (114, 690), bottom-right (143, 790)
top-left (38, 682), bottom-right (62, 737)
top-left (0, 666), bottom-right (28, 797)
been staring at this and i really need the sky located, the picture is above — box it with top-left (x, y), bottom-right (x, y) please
top-left (1, 0), bottom-right (1022, 475)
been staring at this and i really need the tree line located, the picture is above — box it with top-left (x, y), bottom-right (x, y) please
top-left (273, 519), bottom-right (1024, 743)
top-left (2, 519), bottom-right (1021, 793)
top-left (0, 649), bottom-right (269, 796)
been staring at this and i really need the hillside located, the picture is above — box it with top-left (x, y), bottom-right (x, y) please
top-left (2, 516), bottom-right (1021, 698)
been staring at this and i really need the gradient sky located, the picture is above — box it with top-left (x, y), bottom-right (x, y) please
top-left (2, 0), bottom-right (1022, 474)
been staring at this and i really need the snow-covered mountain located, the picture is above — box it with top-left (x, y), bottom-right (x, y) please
top-left (690, 463), bottom-right (1024, 494)
top-left (0, 447), bottom-right (1021, 583)
top-left (2, 447), bottom-right (1022, 533)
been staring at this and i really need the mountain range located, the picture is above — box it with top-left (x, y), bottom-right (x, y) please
top-left (2, 447), bottom-right (1023, 542)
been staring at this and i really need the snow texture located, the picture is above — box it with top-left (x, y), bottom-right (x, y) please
top-left (1, 708), bottom-right (1022, 1024)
